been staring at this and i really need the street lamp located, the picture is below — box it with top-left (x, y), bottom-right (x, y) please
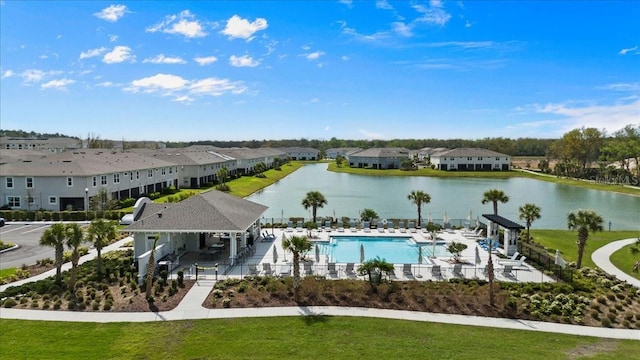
top-left (84, 187), bottom-right (89, 220)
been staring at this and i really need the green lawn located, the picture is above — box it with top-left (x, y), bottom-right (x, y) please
top-left (1, 317), bottom-right (638, 359)
top-left (530, 230), bottom-right (640, 269)
top-left (0, 267), bottom-right (16, 280)
top-left (610, 241), bottom-right (640, 281)
top-left (228, 161), bottom-right (304, 197)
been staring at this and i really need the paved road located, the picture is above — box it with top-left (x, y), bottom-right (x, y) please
top-left (591, 238), bottom-right (640, 288)
top-left (0, 223), bottom-right (55, 269)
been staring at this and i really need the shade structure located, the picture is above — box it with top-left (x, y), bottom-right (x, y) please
top-left (360, 243), bottom-right (365, 263)
top-left (315, 244), bottom-right (320, 263)
top-left (273, 246), bottom-right (278, 264)
top-left (418, 246), bottom-right (423, 264)
top-left (555, 249), bottom-right (566, 269)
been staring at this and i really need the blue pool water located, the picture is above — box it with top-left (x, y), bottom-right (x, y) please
top-left (319, 236), bottom-right (450, 264)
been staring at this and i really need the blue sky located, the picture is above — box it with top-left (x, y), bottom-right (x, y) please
top-left (1, 1), bottom-right (638, 142)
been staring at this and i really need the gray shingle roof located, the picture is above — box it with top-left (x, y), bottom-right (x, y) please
top-left (432, 148), bottom-right (509, 157)
top-left (349, 147), bottom-right (410, 158)
top-left (124, 190), bottom-right (268, 233)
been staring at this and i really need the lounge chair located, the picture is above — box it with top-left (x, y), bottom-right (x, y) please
top-left (316, 221), bottom-right (323, 231)
top-left (387, 222), bottom-right (396, 233)
top-left (408, 222), bottom-right (417, 233)
top-left (349, 221), bottom-right (357, 232)
top-left (295, 222), bottom-right (303, 232)
top-left (262, 263), bottom-right (274, 276)
top-left (345, 263), bottom-right (357, 277)
top-left (403, 263), bottom-right (413, 277)
top-left (500, 256), bottom-right (527, 267)
top-left (431, 265), bottom-right (442, 279)
top-left (286, 221), bottom-right (294, 232)
top-left (497, 252), bottom-right (520, 264)
top-left (363, 221), bottom-right (371, 233)
top-left (325, 220), bottom-right (332, 232)
top-left (304, 262), bottom-right (314, 275)
top-left (398, 222), bottom-right (406, 233)
top-left (327, 262), bottom-right (338, 278)
top-left (451, 263), bottom-right (463, 278)
top-left (377, 221), bottom-right (385, 233)
top-left (502, 264), bottom-right (514, 277)
top-left (248, 263), bottom-right (259, 276)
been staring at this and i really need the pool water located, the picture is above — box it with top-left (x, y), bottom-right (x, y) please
top-left (319, 236), bottom-right (450, 264)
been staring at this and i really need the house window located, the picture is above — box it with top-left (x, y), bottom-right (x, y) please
top-left (26, 177), bottom-right (34, 188)
top-left (93, 176), bottom-right (97, 187)
top-left (467, 157), bottom-right (473, 161)
top-left (67, 177), bottom-right (73, 187)
top-left (161, 168), bottom-right (166, 176)
top-left (101, 175), bottom-right (107, 185)
top-left (7, 196), bottom-right (20, 207)
top-left (49, 196), bottom-right (57, 205)
top-left (113, 173), bottom-right (120, 184)
top-left (6, 177), bottom-right (13, 189)
top-left (169, 167), bottom-right (173, 174)
top-left (477, 157), bottom-right (483, 160)
top-left (148, 170), bottom-right (153, 178)
top-left (28, 196), bottom-right (35, 205)
top-left (136, 171), bottom-right (140, 180)
top-left (496, 157), bottom-right (500, 160)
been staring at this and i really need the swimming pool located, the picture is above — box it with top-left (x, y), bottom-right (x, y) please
top-left (319, 236), bottom-right (449, 264)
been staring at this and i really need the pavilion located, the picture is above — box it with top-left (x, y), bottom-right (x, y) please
top-left (482, 214), bottom-right (525, 257)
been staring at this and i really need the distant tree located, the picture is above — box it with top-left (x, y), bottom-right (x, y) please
top-left (600, 124), bottom-right (640, 178)
top-left (518, 203), bottom-right (541, 242)
top-left (282, 235), bottom-right (313, 302)
top-left (357, 257), bottom-right (395, 292)
top-left (359, 208), bottom-right (378, 222)
top-left (400, 158), bottom-right (414, 170)
top-left (567, 210), bottom-right (604, 269)
top-left (481, 189), bottom-right (509, 215)
top-left (335, 155), bottom-right (345, 168)
top-left (253, 162), bottom-right (267, 175)
top-left (65, 223), bottom-right (86, 291)
top-left (301, 191), bottom-right (327, 223)
top-left (39, 223), bottom-right (67, 285)
top-left (407, 190), bottom-right (431, 227)
top-left (216, 167), bottom-right (229, 184)
top-left (551, 127), bottom-right (603, 174)
top-left (89, 187), bottom-right (118, 212)
top-left (86, 219), bottom-right (117, 279)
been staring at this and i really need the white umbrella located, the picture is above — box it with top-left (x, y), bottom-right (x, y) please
top-left (443, 210), bottom-right (449, 227)
top-left (315, 244), bottom-right (320, 263)
top-left (431, 233), bottom-right (437, 258)
top-left (427, 211), bottom-right (432, 224)
top-left (418, 246), bottom-right (423, 264)
top-left (273, 246), bottom-right (278, 264)
top-left (474, 245), bottom-right (481, 277)
top-left (555, 249), bottom-right (566, 269)
top-left (360, 243), bottom-right (365, 263)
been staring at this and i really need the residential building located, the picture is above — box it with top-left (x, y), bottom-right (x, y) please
top-left (347, 147), bottom-right (410, 169)
top-left (430, 148), bottom-right (511, 171)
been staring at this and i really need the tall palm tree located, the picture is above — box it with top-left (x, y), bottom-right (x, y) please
top-left (65, 223), bottom-right (86, 291)
top-left (282, 235), bottom-right (313, 302)
top-left (567, 210), bottom-right (604, 269)
top-left (39, 223), bottom-right (67, 285)
top-left (481, 189), bottom-right (509, 215)
top-left (145, 234), bottom-right (160, 298)
top-left (302, 191), bottom-right (327, 223)
top-left (407, 190), bottom-right (431, 227)
top-left (518, 203), bottom-right (541, 242)
top-left (86, 219), bottom-right (117, 279)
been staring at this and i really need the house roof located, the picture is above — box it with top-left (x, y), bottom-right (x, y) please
top-left (432, 148), bottom-right (510, 158)
top-left (349, 147), bottom-right (410, 158)
top-left (124, 190), bottom-right (268, 233)
top-left (482, 214), bottom-right (524, 230)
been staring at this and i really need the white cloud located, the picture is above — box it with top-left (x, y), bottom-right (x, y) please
top-left (324, 125), bottom-right (331, 131)
top-left (602, 82), bottom-right (640, 92)
top-left (229, 55), bottom-right (260, 67)
top-left (21, 69), bottom-right (45, 83)
top-left (94, 4), bottom-right (128, 22)
top-left (189, 78), bottom-right (247, 96)
top-left (305, 51), bottom-right (325, 60)
top-left (80, 47), bottom-right (107, 60)
top-left (103, 46), bottom-right (134, 64)
top-left (533, 99), bottom-right (640, 134)
top-left (146, 10), bottom-right (207, 38)
top-left (221, 15), bottom-right (268, 40)
top-left (391, 22), bottom-right (413, 37)
top-left (618, 45), bottom-right (638, 55)
top-left (358, 129), bottom-right (386, 140)
top-left (2, 70), bottom-right (15, 78)
top-left (41, 78), bottom-right (75, 90)
top-left (465, 20), bottom-right (472, 28)
top-left (128, 73), bottom-right (188, 93)
top-left (376, 0), bottom-right (393, 10)
top-left (173, 95), bottom-right (194, 103)
top-left (339, 0), bottom-right (353, 8)
top-left (413, 0), bottom-right (452, 26)
top-left (96, 81), bottom-right (116, 87)
top-left (339, 21), bottom-right (390, 43)
top-left (194, 56), bottom-right (218, 65)
top-left (341, 55), bottom-right (350, 61)
top-left (109, 34), bottom-right (119, 42)
top-left (143, 54), bottom-right (187, 64)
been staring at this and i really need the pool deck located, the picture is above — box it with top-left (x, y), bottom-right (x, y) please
top-left (216, 227), bottom-right (555, 284)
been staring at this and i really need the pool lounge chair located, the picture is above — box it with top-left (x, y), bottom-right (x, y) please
top-left (387, 222), bottom-right (396, 233)
top-left (286, 221), bottom-right (294, 232)
top-left (262, 263), bottom-right (274, 276)
top-left (398, 222), bottom-right (406, 233)
top-left (327, 262), bottom-right (338, 278)
top-left (363, 221), bottom-right (371, 233)
top-left (499, 256), bottom-right (527, 267)
top-left (502, 264), bottom-right (514, 277)
top-left (316, 221), bottom-right (323, 231)
top-left (377, 221), bottom-right (385, 233)
top-left (497, 252), bottom-right (520, 264)
top-left (304, 262), bottom-right (314, 275)
top-left (408, 222), bottom-right (417, 233)
top-left (325, 220), bottom-right (332, 232)
top-left (345, 263), bottom-right (357, 277)
top-left (451, 263), bottom-right (463, 278)
top-left (248, 263), bottom-right (259, 276)
top-left (295, 222), bottom-right (304, 232)
top-left (349, 220), bottom-right (357, 232)
top-left (402, 263), bottom-right (413, 277)
top-left (431, 265), bottom-right (442, 279)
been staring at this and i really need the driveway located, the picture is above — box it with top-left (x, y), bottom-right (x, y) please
top-left (0, 223), bottom-right (57, 269)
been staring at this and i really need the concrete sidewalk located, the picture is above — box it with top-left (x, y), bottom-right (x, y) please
top-left (591, 238), bottom-right (640, 288)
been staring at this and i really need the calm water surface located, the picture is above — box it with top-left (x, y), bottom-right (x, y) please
top-left (247, 163), bottom-right (640, 230)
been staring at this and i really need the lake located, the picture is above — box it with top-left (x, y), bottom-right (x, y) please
top-left (247, 163), bottom-right (640, 230)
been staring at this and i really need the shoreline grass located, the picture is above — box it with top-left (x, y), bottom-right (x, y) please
top-left (610, 242), bottom-right (640, 281)
top-left (1, 317), bottom-right (638, 359)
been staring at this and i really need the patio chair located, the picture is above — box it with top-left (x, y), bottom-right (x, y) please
top-left (295, 222), bottom-right (304, 232)
top-left (431, 265), bottom-right (442, 279)
top-left (403, 263), bottom-right (413, 277)
top-left (498, 252), bottom-right (520, 264)
top-left (398, 222), bottom-right (406, 233)
top-left (377, 221), bottom-right (385, 233)
top-left (345, 263), bottom-right (357, 277)
top-left (451, 263), bottom-right (463, 278)
top-left (349, 221), bottom-right (357, 232)
top-left (387, 221), bottom-right (396, 233)
top-left (262, 263), bottom-right (274, 276)
top-left (316, 221), bottom-right (323, 231)
top-left (286, 221), bottom-right (294, 232)
top-left (325, 220), bottom-right (332, 232)
top-left (327, 262), bottom-right (338, 278)
top-left (304, 261), bottom-right (314, 275)
top-left (363, 221), bottom-right (371, 233)
top-left (408, 222), bottom-right (417, 233)
top-left (248, 263), bottom-right (259, 276)
top-left (502, 264), bottom-right (514, 277)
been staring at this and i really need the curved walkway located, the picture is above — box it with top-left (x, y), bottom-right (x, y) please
top-left (591, 238), bottom-right (640, 288)
top-left (1, 238), bottom-right (639, 340)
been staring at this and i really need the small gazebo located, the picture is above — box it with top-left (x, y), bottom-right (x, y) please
top-left (482, 214), bottom-right (524, 256)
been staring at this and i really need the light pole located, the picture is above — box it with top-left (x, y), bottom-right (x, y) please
top-left (84, 187), bottom-right (89, 220)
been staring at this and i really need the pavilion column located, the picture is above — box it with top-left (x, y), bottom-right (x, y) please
top-left (229, 232), bottom-right (238, 265)
top-left (240, 232), bottom-right (247, 248)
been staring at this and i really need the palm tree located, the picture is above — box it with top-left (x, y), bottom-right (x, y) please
top-left (282, 235), bottom-right (313, 302)
top-left (407, 190), bottom-right (431, 227)
top-left (302, 191), bottom-right (327, 223)
top-left (360, 208), bottom-right (378, 222)
top-left (145, 234), bottom-right (160, 298)
top-left (567, 210), bottom-right (604, 269)
top-left (518, 203), bottom-right (541, 242)
top-left (481, 189), bottom-right (509, 215)
top-left (39, 223), bottom-right (67, 285)
top-left (357, 257), bottom-right (394, 292)
top-left (86, 219), bottom-right (117, 279)
top-left (65, 223), bottom-right (86, 291)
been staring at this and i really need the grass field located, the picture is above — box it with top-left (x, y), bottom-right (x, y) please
top-left (1, 317), bottom-right (639, 360)
top-left (529, 230), bottom-right (640, 269)
top-left (610, 241), bottom-right (640, 281)
top-left (228, 161), bottom-right (304, 197)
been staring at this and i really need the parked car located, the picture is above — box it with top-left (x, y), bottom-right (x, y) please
top-left (0, 217), bottom-right (5, 227)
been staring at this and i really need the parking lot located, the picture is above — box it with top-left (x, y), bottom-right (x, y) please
top-left (0, 223), bottom-right (64, 269)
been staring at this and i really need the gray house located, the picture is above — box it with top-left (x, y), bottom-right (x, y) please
top-left (325, 147), bottom-right (361, 159)
top-left (278, 147), bottom-right (319, 161)
top-left (430, 148), bottom-right (511, 171)
top-left (348, 147), bottom-right (410, 169)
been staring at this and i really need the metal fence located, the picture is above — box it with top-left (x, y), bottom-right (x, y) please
top-left (517, 242), bottom-right (573, 282)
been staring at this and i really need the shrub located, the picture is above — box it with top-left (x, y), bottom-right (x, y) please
top-left (607, 312), bottom-right (617, 322)
top-left (177, 271), bottom-right (184, 286)
top-left (3, 298), bottom-right (17, 308)
top-left (222, 298), bottom-right (231, 308)
top-left (590, 311), bottom-right (599, 320)
top-left (600, 317), bottom-right (612, 327)
top-left (622, 320), bottom-right (631, 328)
